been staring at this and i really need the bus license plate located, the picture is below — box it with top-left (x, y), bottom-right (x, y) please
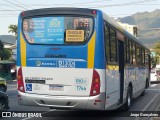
top-left (49, 85), bottom-right (64, 91)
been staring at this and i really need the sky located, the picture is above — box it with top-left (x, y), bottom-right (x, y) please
top-left (0, 0), bottom-right (160, 35)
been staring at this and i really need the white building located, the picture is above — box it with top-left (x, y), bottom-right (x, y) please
top-left (117, 22), bottom-right (138, 37)
top-left (0, 35), bottom-right (16, 61)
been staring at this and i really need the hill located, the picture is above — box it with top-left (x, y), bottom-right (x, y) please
top-left (117, 9), bottom-right (160, 48)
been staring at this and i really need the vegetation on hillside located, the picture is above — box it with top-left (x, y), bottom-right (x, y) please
top-left (117, 9), bottom-right (160, 48)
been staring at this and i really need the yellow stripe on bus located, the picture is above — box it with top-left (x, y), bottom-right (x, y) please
top-left (20, 33), bottom-right (26, 66)
top-left (88, 32), bottom-right (96, 68)
top-left (107, 65), bottom-right (119, 70)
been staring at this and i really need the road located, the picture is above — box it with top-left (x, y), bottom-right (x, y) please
top-left (1, 81), bottom-right (160, 120)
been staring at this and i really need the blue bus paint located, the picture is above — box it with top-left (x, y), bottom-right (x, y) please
top-left (94, 10), bottom-right (106, 69)
top-left (17, 15), bottom-right (22, 66)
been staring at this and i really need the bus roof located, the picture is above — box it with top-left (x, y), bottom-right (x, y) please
top-left (20, 7), bottom-right (97, 18)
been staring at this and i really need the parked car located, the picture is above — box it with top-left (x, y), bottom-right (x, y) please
top-left (0, 78), bottom-right (7, 92)
top-left (0, 91), bottom-right (9, 114)
top-left (150, 68), bottom-right (159, 83)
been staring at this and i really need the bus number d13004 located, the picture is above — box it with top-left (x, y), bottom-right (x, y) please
top-left (58, 60), bottom-right (75, 68)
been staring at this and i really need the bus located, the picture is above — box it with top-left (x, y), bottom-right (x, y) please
top-left (17, 8), bottom-right (150, 110)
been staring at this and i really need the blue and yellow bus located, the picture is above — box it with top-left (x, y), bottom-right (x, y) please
top-left (17, 8), bottom-right (150, 110)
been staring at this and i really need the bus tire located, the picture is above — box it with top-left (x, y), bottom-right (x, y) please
top-left (141, 89), bottom-right (145, 96)
top-left (145, 78), bottom-right (149, 88)
top-left (124, 86), bottom-right (132, 111)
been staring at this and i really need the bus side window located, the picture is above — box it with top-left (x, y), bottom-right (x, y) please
top-left (130, 41), bottom-right (133, 64)
top-left (136, 45), bottom-right (141, 65)
top-left (145, 50), bottom-right (149, 67)
top-left (142, 48), bottom-right (145, 65)
top-left (125, 39), bottom-right (130, 64)
top-left (110, 28), bottom-right (117, 63)
top-left (104, 25), bottom-right (110, 63)
top-left (132, 43), bottom-right (136, 65)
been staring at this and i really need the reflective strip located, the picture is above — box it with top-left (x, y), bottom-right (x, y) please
top-left (20, 33), bottom-right (26, 66)
top-left (88, 32), bottom-right (96, 68)
top-left (107, 65), bottom-right (119, 70)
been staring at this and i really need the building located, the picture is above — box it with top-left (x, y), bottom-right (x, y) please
top-left (117, 22), bottom-right (138, 37)
top-left (0, 35), bottom-right (16, 48)
top-left (0, 35), bottom-right (16, 61)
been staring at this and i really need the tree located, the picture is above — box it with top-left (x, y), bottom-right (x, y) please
top-left (0, 40), bottom-right (4, 60)
top-left (8, 24), bottom-right (17, 36)
top-left (154, 42), bottom-right (160, 56)
top-left (153, 42), bottom-right (160, 66)
top-left (1, 49), bottom-right (11, 60)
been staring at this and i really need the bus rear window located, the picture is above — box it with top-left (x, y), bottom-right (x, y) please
top-left (22, 16), bottom-right (93, 44)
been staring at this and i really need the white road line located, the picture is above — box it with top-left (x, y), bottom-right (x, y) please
top-left (145, 89), bottom-right (160, 91)
top-left (7, 88), bottom-right (17, 91)
top-left (134, 92), bottom-right (160, 120)
top-left (7, 85), bottom-right (17, 86)
top-left (150, 84), bottom-right (158, 88)
top-left (141, 92), bottom-right (159, 111)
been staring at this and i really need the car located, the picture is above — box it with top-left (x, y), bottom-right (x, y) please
top-left (0, 78), bottom-right (7, 92)
top-left (0, 91), bottom-right (9, 115)
top-left (150, 68), bottom-right (159, 83)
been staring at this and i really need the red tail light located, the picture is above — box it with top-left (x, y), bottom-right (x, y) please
top-left (18, 67), bottom-right (25, 92)
top-left (92, 10), bottom-right (96, 14)
top-left (90, 70), bottom-right (100, 96)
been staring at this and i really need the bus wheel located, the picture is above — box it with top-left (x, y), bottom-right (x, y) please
top-left (141, 89), bottom-right (145, 96)
top-left (124, 86), bottom-right (132, 111)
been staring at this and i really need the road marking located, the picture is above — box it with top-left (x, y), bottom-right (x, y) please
top-left (134, 92), bottom-right (160, 120)
top-left (146, 89), bottom-right (160, 91)
top-left (141, 92), bottom-right (159, 111)
top-left (7, 84), bottom-right (17, 87)
top-left (7, 88), bottom-right (17, 91)
top-left (150, 84), bottom-right (158, 88)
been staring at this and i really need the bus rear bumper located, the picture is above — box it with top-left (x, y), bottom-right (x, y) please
top-left (18, 91), bottom-right (105, 110)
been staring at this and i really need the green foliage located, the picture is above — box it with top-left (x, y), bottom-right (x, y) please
top-left (8, 24), bottom-right (17, 37)
top-left (0, 40), bottom-right (4, 52)
top-left (151, 56), bottom-right (158, 68)
top-left (1, 49), bottom-right (11, 60)
top-left (118, 9), bottom-right (160, 46)
top-left (154, 42), bottom-right (160, 56)
top-left (0, 40), bottom-right (4, 59)
top-left (151, 42), bottom-right (160, 67)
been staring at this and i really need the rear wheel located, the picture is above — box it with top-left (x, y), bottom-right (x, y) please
top-left (145, 78), bottom-right (149, 88)
top-left (141, 89), bottom-right (145, 96)
top-left (124, 86), bottom-right (132, 111)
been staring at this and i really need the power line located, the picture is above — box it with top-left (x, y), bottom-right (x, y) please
top-left (90, 0), bottom-right (158, 8)
top-left (2, 0), bottom-right (29, 10)
top-left (12, 0), bottom-right (33, 9)
top-left (0, 6), bottom-right (16, 15)
top-left (0, 0), bottom-right (158, 11)
top-left (1, 0), bottom-right (111, 7)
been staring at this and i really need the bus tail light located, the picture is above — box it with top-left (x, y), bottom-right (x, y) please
top-left (92, 10), bottom-right (96, 14)
top-left (18, 67), bottom-right (25, 92)
top-left (90, 70), bottom-right (100, 96)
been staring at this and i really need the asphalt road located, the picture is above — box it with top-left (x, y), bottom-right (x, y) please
top-left (1, 81), bottom-right (160, 120)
